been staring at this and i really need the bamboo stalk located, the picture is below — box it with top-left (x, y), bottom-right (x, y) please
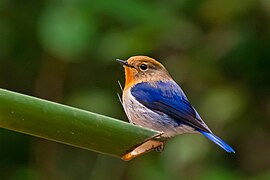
top-left (0, 88), bottom-right (160, 158)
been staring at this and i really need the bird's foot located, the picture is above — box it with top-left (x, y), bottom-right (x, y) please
top-left (155, 141), bottom-right (166, 152)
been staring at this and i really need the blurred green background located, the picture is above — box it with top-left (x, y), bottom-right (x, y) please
top-left (0, 0), bottom-right (270, 179)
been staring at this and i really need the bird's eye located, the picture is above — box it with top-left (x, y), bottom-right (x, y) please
top-left (139, 64), bottom-right (148, 71)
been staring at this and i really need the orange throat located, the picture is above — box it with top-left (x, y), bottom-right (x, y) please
top-left (124, 67), bottom-right (135, 89)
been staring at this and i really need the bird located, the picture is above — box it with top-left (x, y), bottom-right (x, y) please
top-left (117, 55), bottom-right (235, 154)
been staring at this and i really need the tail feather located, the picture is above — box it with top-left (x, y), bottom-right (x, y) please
top-left (198, 130), bottom-right (235, 153)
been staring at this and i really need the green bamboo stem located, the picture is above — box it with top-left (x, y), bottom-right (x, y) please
top-left (0, 88), bottom-right (160, 158)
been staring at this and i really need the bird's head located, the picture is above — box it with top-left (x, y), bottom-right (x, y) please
top-left (117, 56), bottom-right (171, 89)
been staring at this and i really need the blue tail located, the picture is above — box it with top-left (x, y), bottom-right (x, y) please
top-left (198, 130), bottom-right (235, 153)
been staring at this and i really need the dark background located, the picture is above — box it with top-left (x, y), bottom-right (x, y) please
top-left (0, 0), bottom-right (270, 179)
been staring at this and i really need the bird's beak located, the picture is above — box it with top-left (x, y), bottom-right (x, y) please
top-left (116, 59), bottom-right (134, 68)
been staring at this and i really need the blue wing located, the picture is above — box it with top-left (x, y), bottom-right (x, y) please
top-left (131, 81), bottom-right (235, 153)
top-left (131, 81), bottom-right (211, 132)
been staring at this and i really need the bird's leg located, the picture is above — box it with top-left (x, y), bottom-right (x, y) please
top-left (153, 131), bottom-right (166, 152)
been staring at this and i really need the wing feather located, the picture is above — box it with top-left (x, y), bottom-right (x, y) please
top-left (131, 81), bottom-right (211, 133)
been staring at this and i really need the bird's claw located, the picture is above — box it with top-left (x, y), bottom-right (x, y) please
top-left (155, 141), bottom-right (165, 152)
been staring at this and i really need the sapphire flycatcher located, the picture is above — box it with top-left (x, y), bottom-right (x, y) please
top-left (117, 56), bottom-right (235, 154)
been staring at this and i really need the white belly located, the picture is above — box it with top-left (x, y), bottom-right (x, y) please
top-left (122, 88), bottom-right (195, 137)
